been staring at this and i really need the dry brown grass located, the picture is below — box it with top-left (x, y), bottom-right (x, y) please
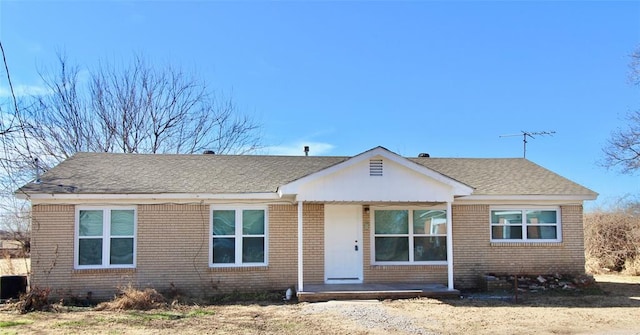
top-left (15, 287), bottom-right (51, 314)
top-left (94, 285), bottom-right (166, 311)
top-left (0, 275), bottom-right (638, 334)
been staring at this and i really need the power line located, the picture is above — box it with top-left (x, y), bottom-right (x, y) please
top-left (500, 130), bottom-right (555, 158)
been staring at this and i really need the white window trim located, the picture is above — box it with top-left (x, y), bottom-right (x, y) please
top-left (489, 206), bottom-right (562, 243)
top-left (74, 206), bottom-right (137, 270)
top-left (370, 206), bottom-right (448, 266)
top-left (209, 205), bottom-right (269, 268)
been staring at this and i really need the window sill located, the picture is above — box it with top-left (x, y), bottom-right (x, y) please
top-left (490, 241), bottom-right (562, 247)
top-left (208, 266), bottom-right (269, 272)
top-left (370, 263), bottom-right (447, 270)
top-left (72, 268), bottom-right (136, 274)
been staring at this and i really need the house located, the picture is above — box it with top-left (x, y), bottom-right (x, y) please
top-left (17, 146), bottom-right (597, 301)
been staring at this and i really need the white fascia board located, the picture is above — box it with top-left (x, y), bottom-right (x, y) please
top-left (279, 146), bottom-right (474, 196)
top-left (457, 194), bottom-right (598, 202)
top-left (24, 192), bottom-right (281, 201)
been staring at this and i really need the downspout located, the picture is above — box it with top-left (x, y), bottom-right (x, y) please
top-left (297, 201), bottom-right (304, 292)
top-left (446, 201), bottom-right (454, 290)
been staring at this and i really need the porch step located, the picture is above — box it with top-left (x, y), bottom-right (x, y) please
top-left (297, 283), bottom-right (460, 302)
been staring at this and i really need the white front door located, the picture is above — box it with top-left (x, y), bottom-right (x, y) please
top-left (324, 204), bottom-right (363, 283)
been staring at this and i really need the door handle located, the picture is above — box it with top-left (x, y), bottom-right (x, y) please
top-left (354, 245), bottom-right (358, 251)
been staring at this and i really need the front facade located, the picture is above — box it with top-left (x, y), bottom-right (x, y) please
top-left (20, 147), bottom-right (597, 299)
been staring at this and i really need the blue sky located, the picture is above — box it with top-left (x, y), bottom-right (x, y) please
top-left (1, 1), bottom-right (639, 209)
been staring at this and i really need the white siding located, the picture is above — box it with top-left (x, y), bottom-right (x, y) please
top-left (296, 156), bottom-right (455, 202)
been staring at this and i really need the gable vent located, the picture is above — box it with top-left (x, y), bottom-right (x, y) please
top-left (369, 159), bottom-right (383, 176)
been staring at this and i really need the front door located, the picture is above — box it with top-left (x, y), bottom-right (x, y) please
top-left (324, 204), bottom-right (363, 283)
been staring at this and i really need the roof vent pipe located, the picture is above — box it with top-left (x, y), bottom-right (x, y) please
top-left (418, 153), bottom-right (430, 158)
top-left (34, 157), bottom-right (41, 184)
top-left (203, 150), bottom-right (215, 155)
top-left (304, 146), bottom-right (309, 156)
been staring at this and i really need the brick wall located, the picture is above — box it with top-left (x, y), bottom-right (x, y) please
top-left (31, 204), bottom-right (138, 299)
top-left (31, 203), bottom-right (308, 299)
top-left (301, 203), bottom-right (325, 284)
top-left (30, 202), bottom-right (587, 297)
top-left (452, 204), bottom-right (586, 289)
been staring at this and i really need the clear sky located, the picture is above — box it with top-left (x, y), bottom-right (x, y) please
top-left (1, 1), bottom-right (639, 210)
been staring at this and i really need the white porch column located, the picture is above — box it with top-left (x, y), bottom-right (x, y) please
top-left (297, 201), bottom-right (304, 292)
top-left (446, 201), bottom-right (454, 290)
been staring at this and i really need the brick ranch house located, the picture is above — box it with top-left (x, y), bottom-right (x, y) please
top-left (17, 146), bottom-right (597, 300)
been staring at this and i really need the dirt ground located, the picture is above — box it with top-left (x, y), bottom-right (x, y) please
top-left (0, 274), bottom-right (639, 335)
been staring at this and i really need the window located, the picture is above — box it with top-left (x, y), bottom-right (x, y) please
top-left (490, 207), bottom-right (560, 242)
top-left (210, 206), bottom-right (267, 267)
top-left (75, 207), bottom-right (136, 269)
top-left (372, 208), bottom-right (447, 264)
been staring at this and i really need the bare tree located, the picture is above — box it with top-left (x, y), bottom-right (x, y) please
top-left (24, 54), bottom-right (261, 170)
top-left (602, 110), bottom-right (640, 173)
top-left (629, 47), bottom-right (640, 86)
top-left (602, 46), bottom-right (640, 174)
top-left (0, 50), bottom-right (262, 264)
top-left (0, 42), bottom-right (33, 262)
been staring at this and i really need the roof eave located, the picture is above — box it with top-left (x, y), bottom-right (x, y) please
top-left (459, 194), bottom-right (598, 201)
top-left (22, 192), bottom-right (282, 201)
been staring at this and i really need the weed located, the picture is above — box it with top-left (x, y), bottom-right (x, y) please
top-left (16, 287), bottom-right (51, 314)
top-left (54, 320), bottom-right (91, 328)
top-left (208, 290), bottom-right (283, 304)
top-left (0, 320), bottom-right (32, 328)
top-left (187, 309), bottom-right (215, 317)
top-left (95, 285), bottom-right (166, 311)
top-left (128, 311), bottom-right (184, 320)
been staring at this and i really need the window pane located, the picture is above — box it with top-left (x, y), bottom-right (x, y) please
top-left (110, 238), bottom-right (134, 264)
top-left (79, 210), bottom-right (103, 236)
top-left (79, 238), bottom-right (102, 265)
top-left (414, 236), bottom-right (447, 261)
top-left (213, 210), bottom-right (235, 235)
top-left (242, 210), bottom-right (265, 235)
top-left (111, 210), bottom-right (134, 236)
top-left (374, 237), bottom-right (409, 261)
top-left (527, 226), bottom-right (557, 239)
top-left (526, 210), bottom-right (557, 224)
top-left (242, 237), bottom-right (265, 263)
top-left (491, 210), bottom-right (523, 224)
top-left (374, 210), bottom-right (408, 234)
top-left (212, 237), bottom-right (235, 263)
top-left (414, 210), bottom-right (447, 235)
top-left (491, 226), bottom-right (523, 239)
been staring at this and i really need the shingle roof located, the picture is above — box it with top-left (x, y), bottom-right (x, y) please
top-left (411, 158), bottom-right (596, 196)
top-left (18, 152), bottom-right (597, 197)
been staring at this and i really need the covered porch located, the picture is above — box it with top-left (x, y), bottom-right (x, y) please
top-left (277, 147), bottom-right (474, 301)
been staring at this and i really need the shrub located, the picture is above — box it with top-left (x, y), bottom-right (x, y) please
top-left (584, 204), bottom-right (640, 274)
top-left (16, 287), bottom-right (51, 314)
top-left (95, 285), bottom-right (166, 311)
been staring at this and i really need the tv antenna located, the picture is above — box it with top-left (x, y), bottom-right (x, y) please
top-left (500, 130), bottom-right (555, 158)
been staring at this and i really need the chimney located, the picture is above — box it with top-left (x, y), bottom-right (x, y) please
top-left (304, 146), bottom-right (309, 156)
top-left (418, 153), bottom-right (430, 158)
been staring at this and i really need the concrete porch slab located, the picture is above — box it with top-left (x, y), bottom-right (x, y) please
top-left (297, 283), bottom-right (460, 302)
